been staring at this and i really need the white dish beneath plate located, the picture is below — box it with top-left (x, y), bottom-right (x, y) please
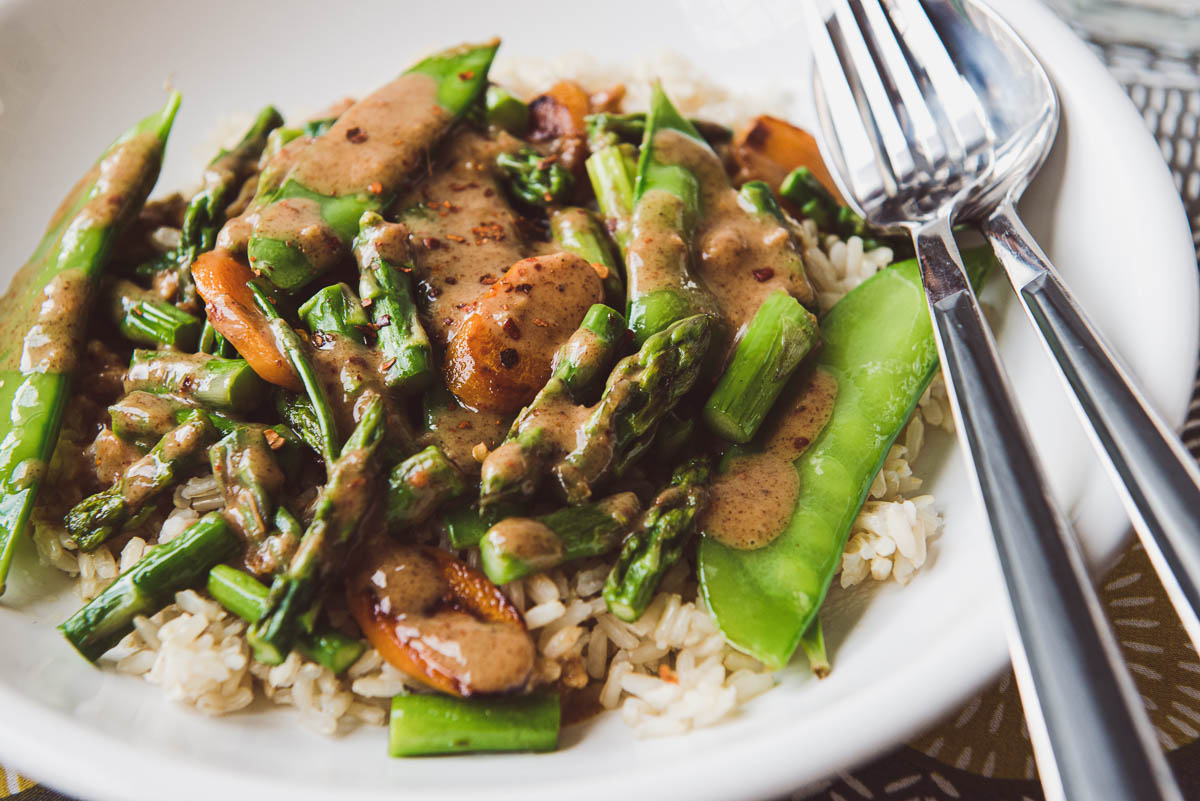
top-left (0, 1), bottom-right (1195, 799)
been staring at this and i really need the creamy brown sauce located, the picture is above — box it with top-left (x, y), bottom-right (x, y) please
top-left (214, 430), bottom-right (284, 548)
top-left (701, 368), bottom-right (838, 549)
top-left (88, 427), bottom-right (144, 486)
top-left (310, 339), bottom-right (414, 452)
top-left (651, 129), bottom-right (816, 342)
top-left (355, 541), bottom-right (535, 694)
top-left (445, 251), bottom-right (603, 413)
top-left (625, 188), bottom-right (692, 303)
top-left (121, 415), bottom-right (211, 507)
top-left (419, 401), bottom-right (510, 478)
top-left (485, 518), bottom-right (564, 569)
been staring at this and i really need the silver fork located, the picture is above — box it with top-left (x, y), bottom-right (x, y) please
top-left (802, 1), bottom-right (1182, 799)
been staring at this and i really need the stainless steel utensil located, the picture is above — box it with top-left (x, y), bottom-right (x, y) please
top-left (802, 1), bottom-right (1182, 798)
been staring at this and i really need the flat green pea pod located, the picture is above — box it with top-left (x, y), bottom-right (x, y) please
top-left (698, 247), bottom-right (994, 669)
top-left (0, 92), bottom-right (180, 595)
top-left (246, 41), bottom-right (498, 291)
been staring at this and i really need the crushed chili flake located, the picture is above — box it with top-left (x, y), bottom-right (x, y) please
top-left (361, 297), bottom-right (374, 308)
top-left (422, 237), bottom-right (441, 250)
top-left (456, 421), bottom-right (472, 430)
top-left (501, 318), bottom-right (521, 339)
top-left (793, 436), bottom-right (810, 451)
top-left (264, 429), bottom-right (284, 450)
top-left (479, 274), bottom-right (497, 285)
top-left (458, 70), bottom-right (476, 81)
top-left (514, 283), bottom-right (533, 294)
top-left (499, 348), bottom-right (519, 368)
top-left (752, 267), bottom-right (775, 282)
top-left (532, 318), bottom-right (550, 328)
top-left (591, 262), bottom-right (610, 279)
top-left (471, 222), bottom-right (506, 243)
top-left (367, 181), bottom-right (383, 195)
top-left (426, 201), bottom-right (440, 209)
top-left (446, 234), bottom-right (466, 243)
top-left (658, 664), bottom-right (679, 684)
top-left (444, 277), bottom-right (457, 285)
top-left (345, 127), bottom-right (368, 143)
top-left (483, 187), bottom-right (495, 197)
top-left (381, 357), bottom-right (397, 370)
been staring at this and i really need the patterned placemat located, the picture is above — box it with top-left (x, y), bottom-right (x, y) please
top-left (4, 30), bottom-right (1200, 801)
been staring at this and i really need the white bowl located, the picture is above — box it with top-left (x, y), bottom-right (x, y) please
top-left (0, 1), bottom-right (1195, 799)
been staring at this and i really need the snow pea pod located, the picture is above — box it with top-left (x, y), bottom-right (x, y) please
top-left (698, 246), bottom-right (994, 669)
top-left (246, 41), bottom-right (497, 290)
top-left (0, 92), bottom-right (180, 595)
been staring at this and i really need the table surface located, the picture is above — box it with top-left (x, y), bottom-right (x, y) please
top-left (3, 27), bottom-right (1200, 801)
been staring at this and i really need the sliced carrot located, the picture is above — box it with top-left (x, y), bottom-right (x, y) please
top-left (191, 249), bottom-right (301, 391)
top-left (528, 80), bottom-right (589, 142)
top-left (732, 115), bottom-right (844, 205)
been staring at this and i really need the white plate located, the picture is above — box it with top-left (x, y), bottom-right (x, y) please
top-left (0, 1), bottom-right (1195, 799)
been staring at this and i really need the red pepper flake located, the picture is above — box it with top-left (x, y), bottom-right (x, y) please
top-left (479, 274), bottom-right (497, 285)
top-left (543, 192), bottom-right (554, 203)
top-left (752, 267), bottom-right (775, 282)
top-left (312, 331), bottom-right (326, 347)
top-left (361, 297), bottom-right (374, 308)
top-left (532, 318), bottom-right (549, 328)
top-left (458, 70), bottom-right (476, 81)
top-left (456, 421), bottom-right (472, 430)
top-left (367, 181), bottom-right (383, 195)
top-left (793, 436), bottom-right (810, 451)
top-left (345, 127), bottom-right (368, 143)
top-left (426, 201), bottom-right (440, 209)
top-left (377, 314), bottom-right (392, 328)
top-left (264, 429), bottom-right (284, 450)
top-left (501, 317), bottom-right (521, 339)
top-left (131, 306), bottom-right (144, 316)
top-left (422, 237), bottom-right (441, 250)
top-left (499, 348), bottom-right (519, 368)
top-left (381, 357), bottom-right (397, 370)
top-left (483, 187), bottom-right (495, 197)
top-left (446, 234), bottom-right (466, 243)
top-left (658, 665), bottom-right (679, 684)
top-left (444, 276), bottom-right (457, 285)
top-left (514, 283), bottom-right (533, 294)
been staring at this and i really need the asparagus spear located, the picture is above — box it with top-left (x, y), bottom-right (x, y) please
top-left (65, 410), bottom-right (219, 551)
top-left (353, 211), bottom-right (434, 391)
top-left (175, 105), bottom-right (283, 308)
top-left (585, 142), bottom-right (638, 254)
top-left (59, 512), bottom-right (238, 661)
top-left (603, 457), bottom-right (711, 622)
top-left (442, 501), bottom-right (521, 549)
top-left (274, 390), bottom-right (325, 457)
top-left (555, 314), bottom-right (713, 504)
top-left (209, 427), bottom-right (284, 552)
top-left (480, 491), bottom-right (641, 585)
top-left (125, 350), bottom-right (267, 414)
top-left (247, 41), bottom-right (498, 291)
top-left (248, 393), bottom-right (385, 665)
top-left (248, 282), bottom-right (340, 468)
top-left (495, 146), bottom-right (573, 207)
top-left (386, 445), bottom-right (467, 532)
top-left (299, 283), bottom-right (368, 345)
top-left (107, 279), bottom-right (203, 349)
top-left (389, 692), bottom-right (560, 757)
top-left (626, 84), bottom-right (722, 346)
top-left (479, 304), bottom-right (627, 505)
top-left (484, 85), bottom-right (529, 135)
top-left (0, 93), bottom-right (179, 595)
top-left (549, 207), bottom-right (624, 304)
top-left (703, 290), bottom-right (818, 444)
top-left (206, 565), bottom-right (364, 674)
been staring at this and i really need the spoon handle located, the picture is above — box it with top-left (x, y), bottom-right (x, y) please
top-left (985, 200), bottom-right (1200, 651)
top-left (913, 216), bottom-right (1180, 801)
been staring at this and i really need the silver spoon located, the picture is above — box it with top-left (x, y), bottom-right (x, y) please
top-left (934, 0), bottom-right (1200, 663)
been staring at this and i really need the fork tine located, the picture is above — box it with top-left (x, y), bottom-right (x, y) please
top-left (800, 0), bottom-right (887, 207)
top-left (884, 0), bottom-right (990, 157)
top-left (854, 0), bottom-right (947, 169)
top-left (827, 0), bottom-right (916, 186)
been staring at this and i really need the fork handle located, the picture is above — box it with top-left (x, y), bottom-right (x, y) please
top-left (914, 218), bottom-right (1180, 801)
top-left (985, 200), bottom-right (1200, 651)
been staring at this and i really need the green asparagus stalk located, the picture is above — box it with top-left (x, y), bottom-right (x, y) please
top-left (206, 565), bottom-right (364, 674)
top-left (480, 492), bottom-right (641, 585)
top-left (247, 41), bottom-right (498, 291)
top-left (484, 85), bottom-right (530, 135)
top-left (549, 207), bottom-right (624, 304)
top-left (274, 390), bottom-right (325, 457)
top-left (59, 512), bottom-right (238, 661)
top-left (703, 290), bottom-right (818, 444)
top-left (248, 282), bottom-right (340, 467)
top-left (209, 428), bottom-right (284, 548)
top-left (248, 394), bottom-right (385, 665)
top-left (737, 180), bottom-right (813, 281)
top-left (442, 501), bottom-right (522, 549)
top-left (779, 167), bottom-right (897, 254)
top-left (585, 112), bottom-right (732, 152)
top-left (479, 304), bottom-right (627, 505)
top-left (0, 92), bottom-right (180, 595)
top-left (125, 350), bottom-right (267, 414)
top-left (386, 445), bottom-right (467, 532)
top-left (389, 692), bottom-right (560, 757)
top-left (107, 279), bottom-right (203, 349)
top-left (555, 314), bottom-right (713, 504)
top-left (626, 83), bottom-right (722, 346)
top-left (603, 457), bottom-right (711, 622)
top-left (495, 146), bottom-right (573, 207)
top-left (353, 211), bottom-right (435, 391)
top-left (299, 283), bottom-right (368, 345)
top-left (585, 143), bottom-right (638, 254)
top-left (800, 618), bottom-right (830, 679)
top-left (175, 105), bottom-right (283, 308)
top-left (66, 410), bottom-right (219, 551)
